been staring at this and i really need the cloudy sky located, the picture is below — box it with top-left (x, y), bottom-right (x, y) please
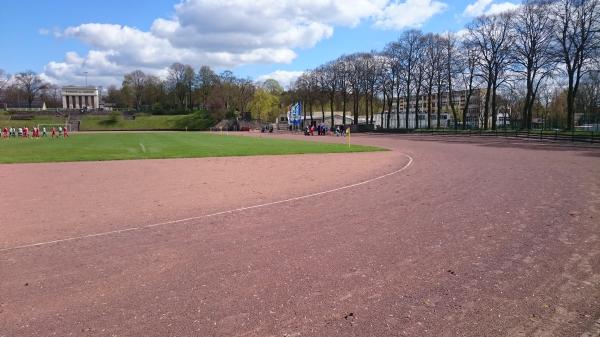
top-left (0, 0), bottom-right (519, 88)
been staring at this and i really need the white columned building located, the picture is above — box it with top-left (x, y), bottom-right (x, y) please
top-left (61, 86), bottom-right (99, 110)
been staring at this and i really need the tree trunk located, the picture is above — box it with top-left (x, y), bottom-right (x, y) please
top-left (381, 93), bottom-right (386, 128)
top-left (484, 78), bottom-right (492, 130)
top-left (427, 83), bottom-right (433, 129)
top-left (491, 78), bottom-right (498, 131)
top-left (330, 94), bottom-right (335, 127)
top-left (342, 94), bottom-right (347, 126)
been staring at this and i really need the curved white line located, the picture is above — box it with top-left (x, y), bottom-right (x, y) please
top-left (0, 154), bottom-right (414, 253)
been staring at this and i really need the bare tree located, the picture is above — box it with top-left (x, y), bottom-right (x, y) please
top-left (444, 33), bottom-right (462, 129)
top-left (467, 13), bottom-right (514, 129)
top-left (378, 52), bottom-right (397, 129)
top-left (346, 53), bottom-right (364, 125)
top-left (424, 34), bottom-right (441, 128)
top-left (458, 42), bottom-right (482, 129)
top-left (320, 61), bottom-right (338, 127)
top-left (513, 0), bottom-right (556, 129)
top-left (383, 42), bottom-right (402, 128)
top-left (553, 0), bottom-right (600, 130)
top-left (0, 69), bottom-right (9, 92)
top-left (413, 36), bottom-right (427, 129)
top-left (435, 36), bottom-right (448, 128)
top-left (197, 65), bottom-right (219, 109)
top-left (236, 78), bottom-right (255, 120)
top-left (399, 30), bottom-right (422, 129)
top-left (167, 63), bottom-right (188, 109)
top-left (14, 71), bottom-right (47, 109)
top-left (0, 69), bottom-right (9, 109)
top-left (336, 56), bottom-right (351, 126)
top-left (123, 70), bottom-right (147, 110)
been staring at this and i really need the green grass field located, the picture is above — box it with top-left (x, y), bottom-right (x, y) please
top-left (0, 132), bottom-right (383, 164)
top-left (0, 115), bottom-right (67, 128)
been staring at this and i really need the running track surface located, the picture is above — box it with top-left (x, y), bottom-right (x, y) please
top-left (1, 134), bottom-right (599, 336)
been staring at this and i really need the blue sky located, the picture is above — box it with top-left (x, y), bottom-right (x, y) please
top-left (0, 0), bottom-right (520, 87)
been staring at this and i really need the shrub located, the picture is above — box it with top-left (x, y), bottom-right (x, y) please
top-left (99, 111), bottom-right (120, 126)
top-left (174, 109), bottom-right (214, 130)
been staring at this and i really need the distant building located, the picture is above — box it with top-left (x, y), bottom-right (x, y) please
top-left (375, 89), bottom-right (488, 129)
top-left (61, 86), bottom-right (99, 110)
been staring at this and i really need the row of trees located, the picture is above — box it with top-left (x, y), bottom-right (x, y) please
top-left (0, 64), bottom-right (284, 124)
top-left (0, 70), bottom-right (62, 109)
top-left (109, 64), bottom-right (283, 122)
top-left (289, 0), bottom-right (600, 130)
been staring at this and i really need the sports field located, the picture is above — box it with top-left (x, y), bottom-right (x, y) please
top-left (1, 133), bottom-right (599, 336)
top-left (0, 132), bottom-right (382, 163)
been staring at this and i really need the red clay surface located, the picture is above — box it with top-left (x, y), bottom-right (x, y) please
top-left (1, 133), bottom-right (599, 337)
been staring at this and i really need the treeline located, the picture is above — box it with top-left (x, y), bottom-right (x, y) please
top-left (0, 70), bottom-right (62, 109)
top-left (108, 64), bottom-right (283, 123)
top-left (289, 0), bottom-right (600, 130)
top-left (0, 65), bottom-right (286, 124)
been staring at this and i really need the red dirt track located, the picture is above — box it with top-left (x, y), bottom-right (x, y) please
top-left (1, 133), bottom-right (599, 337)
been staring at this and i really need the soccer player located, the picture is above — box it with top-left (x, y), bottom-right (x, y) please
top-left (23, 127), bottom-right (28, 138)
top-left (2, 127), bottom-right (7, 138)
top-left (42, 127), bottom-right (47, 137)
top-left (18, 127), bottom-right (23, 137)
top-left (51, 127), bottom-right (56, 138)
top-left (63, 127), bottom-right (69, 138)
top-left (58, 127), bottom-right (63, 137)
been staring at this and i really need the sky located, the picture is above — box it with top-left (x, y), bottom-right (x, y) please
top-left (0, 0), bottom-right (520, 88)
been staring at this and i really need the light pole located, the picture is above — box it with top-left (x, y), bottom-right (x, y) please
top-left (84, 72), bottom-right (88, 87)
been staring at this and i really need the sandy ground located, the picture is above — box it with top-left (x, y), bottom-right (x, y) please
top-left (0, 133), bottom-right (599, 337)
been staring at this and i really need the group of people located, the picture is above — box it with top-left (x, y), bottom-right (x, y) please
top-left (303, 123), bottom-right (348, 137)
top-left (1, 126), bottom-right (69, 139)
top-left (304, 123), bottom-right (331, 136)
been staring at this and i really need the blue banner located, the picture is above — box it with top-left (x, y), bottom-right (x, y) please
top-left (289, 102), bottom-right (302, 126)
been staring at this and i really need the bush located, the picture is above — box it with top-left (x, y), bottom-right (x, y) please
top-left (99, 111), bottom-right (120, 126)
top-left (174, 109), bottom-right (214, 130)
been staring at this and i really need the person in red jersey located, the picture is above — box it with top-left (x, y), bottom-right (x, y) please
top-left (51, 127), bottom-right (56, 138)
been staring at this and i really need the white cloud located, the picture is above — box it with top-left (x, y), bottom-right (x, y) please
top-left (42, 0), bottom-right (449, 86)
top-left (463, 0), bottom-right (493, 17)
top-left (257, 70), bottom-right (305, 89)
top-left (485, 2), bottom-right (520, 15)
top-left (374, 0), bottom-right (448, 30)
top-left (463, 0), bottom-right (518, 17)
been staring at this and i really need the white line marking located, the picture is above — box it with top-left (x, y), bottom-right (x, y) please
top-left (139, 143), bottom-right (146, 153)
top-left (0, 154), bottom-right (413, 253)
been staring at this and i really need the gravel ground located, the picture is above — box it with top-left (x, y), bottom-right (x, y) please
top-left (0, 133), bottom-right (599, 337)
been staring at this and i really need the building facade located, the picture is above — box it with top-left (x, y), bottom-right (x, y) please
top-left (61, 86), bottom-right (99, 110)
top-left (378, 88), bottom-right (487, 128)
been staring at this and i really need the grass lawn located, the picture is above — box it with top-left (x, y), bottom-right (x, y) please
top-left (0, 116), bottom-right (67, 129)
top-left (0, 132), bottom-right (384, 164)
